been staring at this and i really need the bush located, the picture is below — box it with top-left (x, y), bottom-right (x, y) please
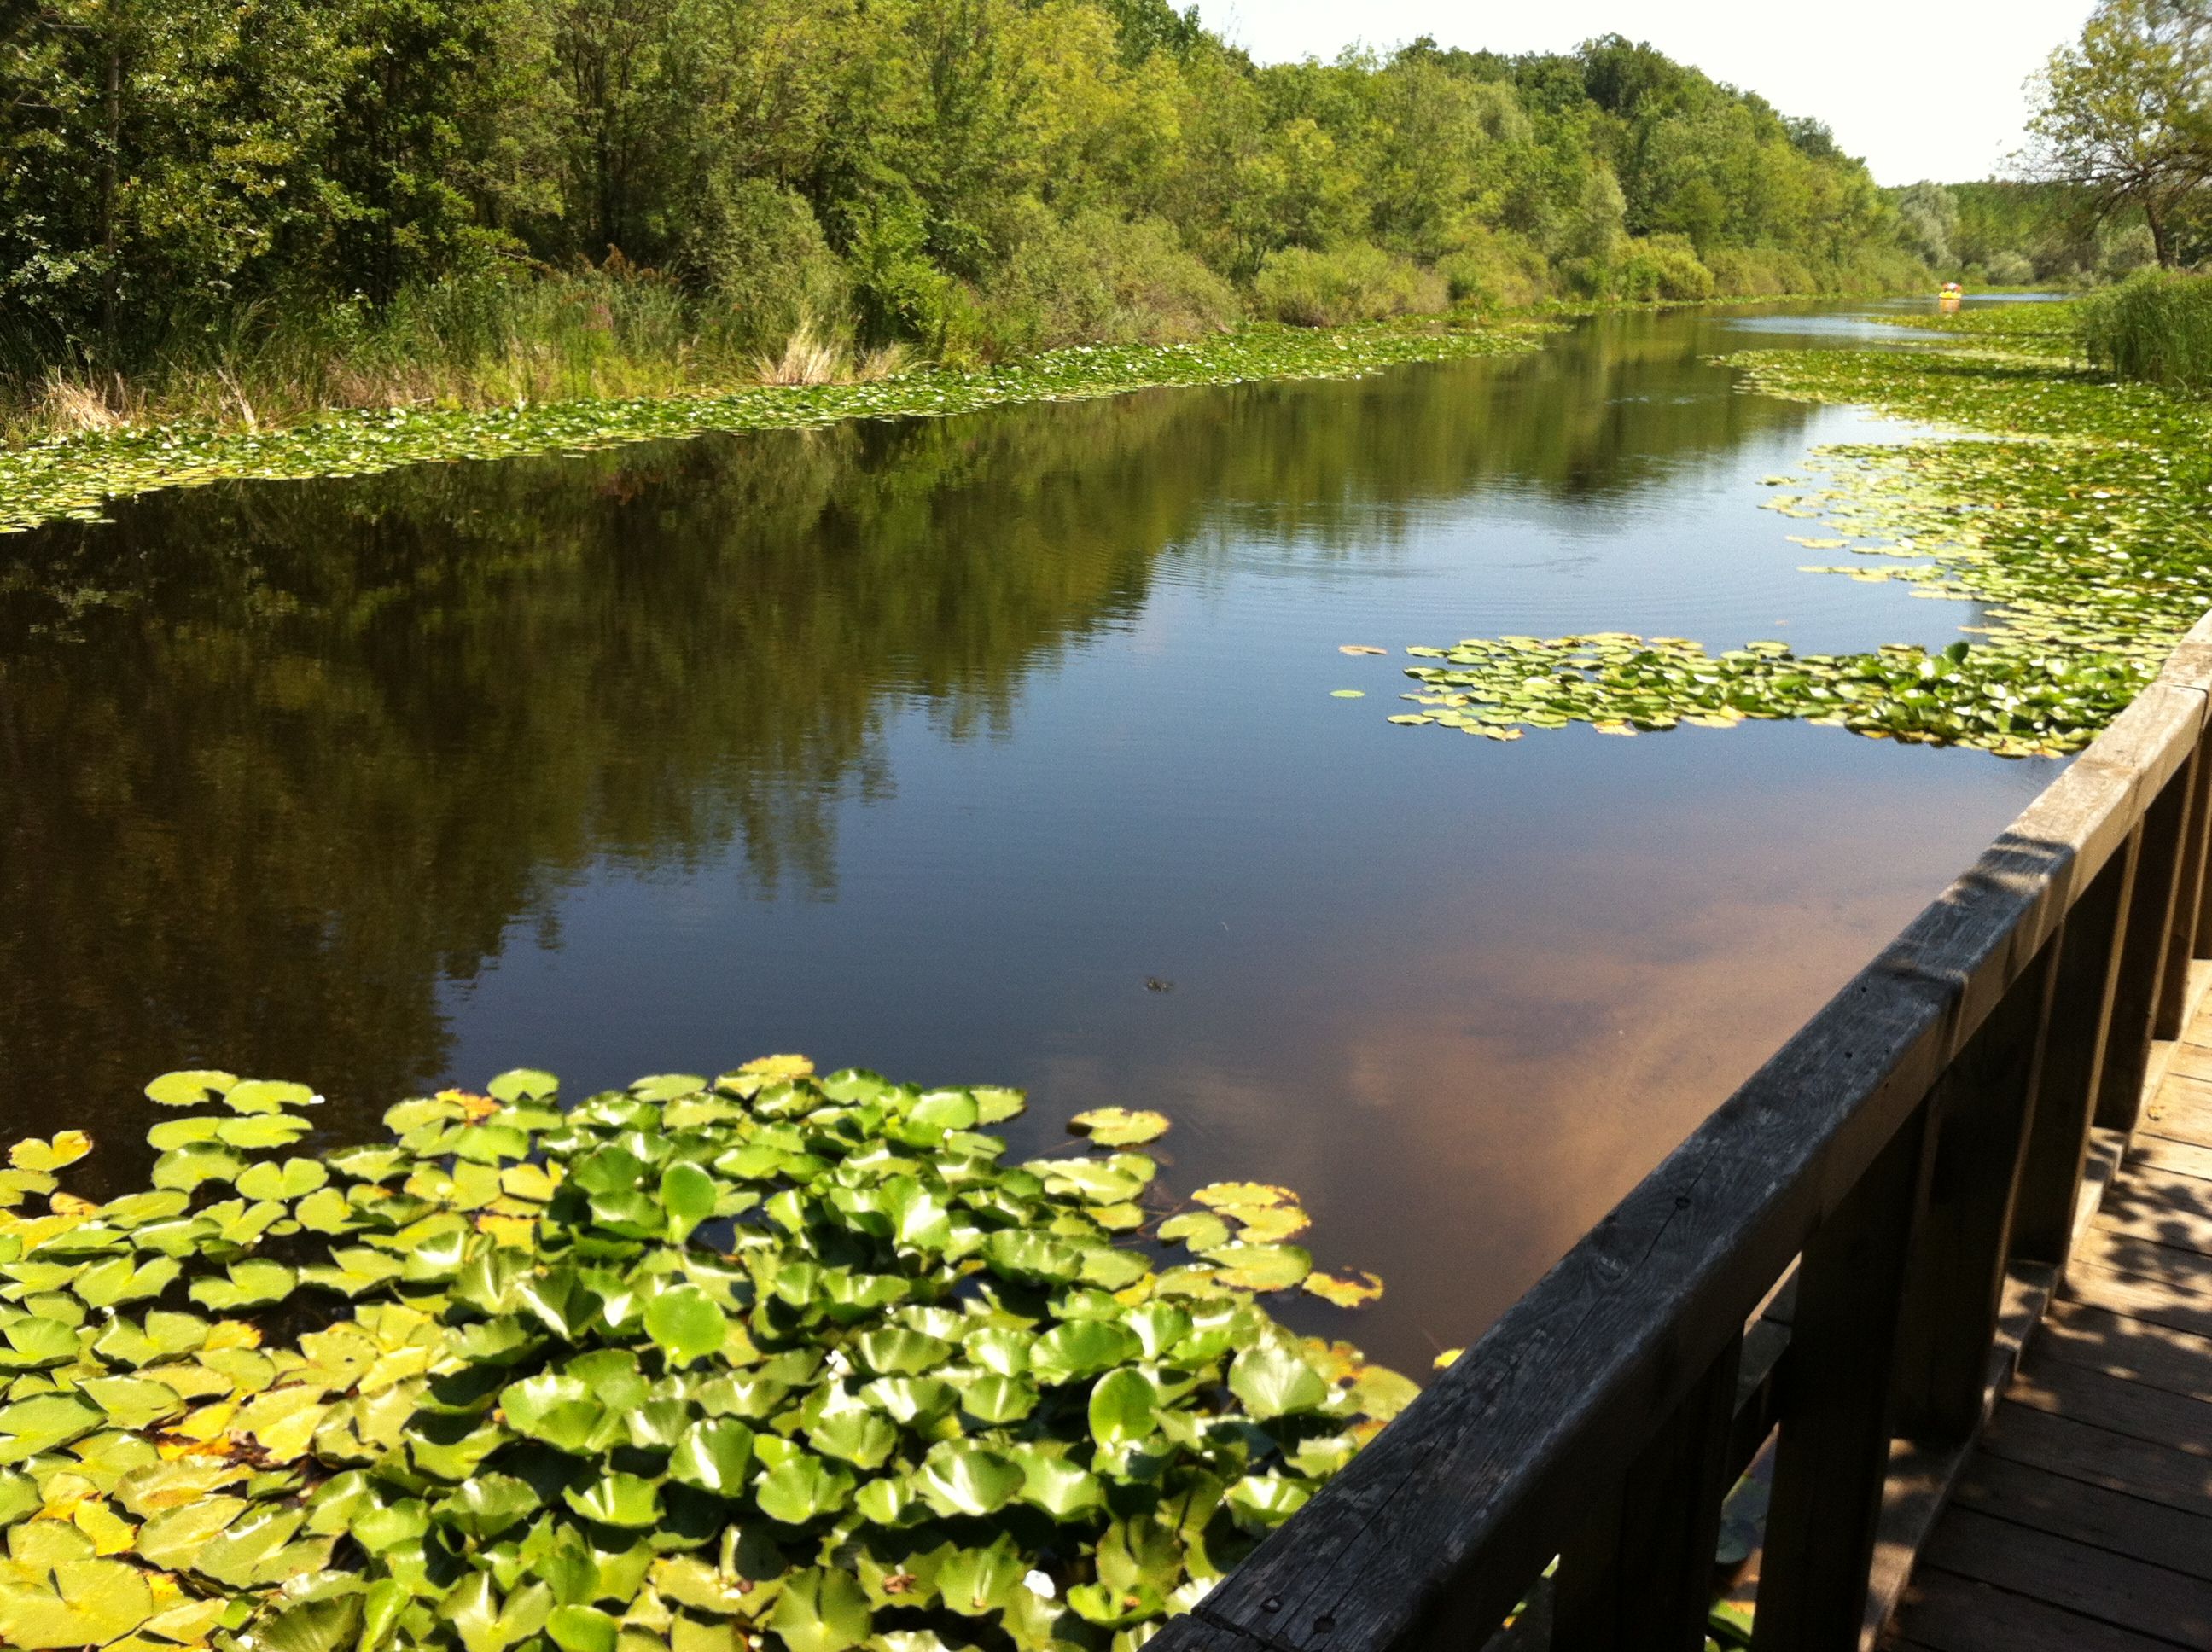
top-left (1704, 247), bottom-right (1817, 298)
top-left (973, 208), bottom-right (1238, 356)
top-left (1984, 249), bottom-right (2036, 287)
top-left (2082, 270), bottom-right (2212, 393)
top-left (1252, 242), bottom-right (1447, 327)
top-left (1610, 236), bottom-right (1716, 302)
top-left (678, 178), bottom-right (851, 355)
top-left (1434, 226), bottom-right (1550, 310)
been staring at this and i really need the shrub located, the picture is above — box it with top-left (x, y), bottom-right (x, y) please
top-left (1434, 226), bottom-right (1550, 310)
top-left (678, 179), bottom-right (851, 356)
top-left (1610, 236), bottom-right (1716, 302)
top-left (2082, 269), bottom-right (2212, 393)
top-left (1252, 243), bottom-right (1447, 327)
top-left (974, 208), bottom-right (1238, 357)
top-left (1984, 249), bottom-right (2037, 287)
top-left (1704, 247), bottom-right (1817, 298)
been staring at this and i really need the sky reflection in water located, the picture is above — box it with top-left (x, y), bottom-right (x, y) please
top-left (0, 300), bottom-right (2058, 1371)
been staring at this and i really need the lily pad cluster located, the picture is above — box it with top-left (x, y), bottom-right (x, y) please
top-left (1386, 302), bottom-right (2212, 758)
top-left (0, 1060), bottom-right (1412, 1652)
top-left (1391, 632), bottom-right (2145, 758)
top-left (0, 319), bottom-right (1548, 538)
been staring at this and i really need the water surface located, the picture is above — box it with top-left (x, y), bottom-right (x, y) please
top-left (0, 300), bottom-right (2058, 1372)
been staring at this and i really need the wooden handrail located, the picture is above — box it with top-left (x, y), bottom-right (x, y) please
top-left (1154, 614), bottom-right (2212, 1652)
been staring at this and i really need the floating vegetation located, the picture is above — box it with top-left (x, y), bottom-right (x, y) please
top-left (0, 1061), bottom-right (1412, 1652)
top-left (1388, 302), bottom-right (2212, 757)
top-left (0, 321), bottom-right (1549, 537)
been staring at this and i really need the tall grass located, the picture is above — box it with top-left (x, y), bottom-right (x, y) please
top-left (0, 265), bottom-right (887, 440)
top-left (2082, 270), bottom-right (2212, 394)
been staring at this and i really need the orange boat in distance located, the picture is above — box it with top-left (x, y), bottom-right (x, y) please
top-left (1939, 280), bottom-right (1965, 310)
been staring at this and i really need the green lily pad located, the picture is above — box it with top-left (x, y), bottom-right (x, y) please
top-left (1068, 1108), bottom-right (1169, 1147)
top-left (145, 1070), bottom-right (237, 1108)
top-left (753, 1451), bottom-right (854, 1525)
top-left (913, 1442), bottom-right (1025, 1519)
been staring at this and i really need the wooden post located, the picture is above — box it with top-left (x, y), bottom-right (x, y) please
top-left (2155, 744), bottom-right (2212, 1036)
top-left (1889, 935), bottom-right (2060, 1444)
top-left (1753, 1099), bottom-right (1935, 1652)
top-left (2099, 762), bottom-right (2195, 1131)
top-left (1552, 1335), bottom-right (1743, 1652)
top-left (2013, 838), bottom-right (2138, 1269)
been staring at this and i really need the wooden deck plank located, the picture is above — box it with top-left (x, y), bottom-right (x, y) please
top-left (1974, 1400), bottom-right (2212, 1518)
top-left (2035, 1298), bottom-right (2212, 1403)
top-left (2142, 1080), bottom-right (2212, 1149)
top-left (2004, 1354), bottom-right (2212, 1457)
top-left (1895, 1565), bottom-right (2194, 1651)
top-left (2091, 1164), bottom-right (2212, 1252)
top-left (1918, 1506), bottom-right (2212, 1643)
top-left (2128, 1132), bottom-right (2212, 1184)
top-left (1950, 1453), bottom-right (2212, 1583)
top-left (2064, 1258), bottom-right (2212, 1340)
top-left (2078, 1222), bottom-right (2212, 1288)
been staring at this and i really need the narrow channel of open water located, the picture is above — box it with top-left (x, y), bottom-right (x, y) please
top-left (0, 297), bottom-right (2061, 1375)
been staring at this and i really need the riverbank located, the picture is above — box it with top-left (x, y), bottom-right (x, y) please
top-left (0, 317), bottom-right (1551, 538)
top-left (1387, 300), bottom-right (2212, 758)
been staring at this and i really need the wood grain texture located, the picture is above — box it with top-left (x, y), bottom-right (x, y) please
top-left (1977, 1401), bottom-right (2212, 1516)
top-left (1895, 1566), bottom-right (2191, 1652)
top-left (1950, 1451), bottom-right (2212, 1581)
top-left (2034, 1297), bottom-right (2212, 1403)
top-left (1920, 1506), bottom-right (2212, 1643)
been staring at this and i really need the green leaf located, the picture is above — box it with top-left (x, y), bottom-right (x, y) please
top-left (144, 1070), bottom-right (236, 1108)
top-left (765, 1568), bottom-right (870, 1652)
top-left (935, 1537), bottom-right (1026, 1618)
top-left (1229, 1336), bottom-right (1330, 1421)
top-left (753, 1451), bottom-right (853, 1525)
top-left (660, 1162), bottom-right (718, 1238)
top-left (562, 1472), bottom-right (662, 1528)
top-left (189, 1259), bottom-right (296, 1311)
top-left (224, 1079), bottom-right (317, 1114)
top-left (669, 1417), bottom-right (754, 1495)
top-left (958, 1373), bottom-right (1038, 1425)
top-left (914, 1442), bottom-right (1025, 1519)
top-left (548, 1606), bottom-right (619, 1652)
top-left (1204, 1242), bottom-right (1313, 1292)
top-left (499, 1374), bottom-right (604, 1453)
top-left (487, 1069), bottom-right (559, 1103)
top-left (151, 1143), bottom-right (244, 1191)
top-left (850, 1328), bottom-right (950, 1376)
top-left (0, 1556), bottom-right (155, 1647)
top-left (806, 1409), bottom-right (897, 1471)
top-left (236, 1157), bottom-right (329, 1201)
top-left (216, 1113), bottom-right (316, 1151)
top-left (643, 1285), bottom-right (727, 1364)
top-left (1088, 1367), bottom-right (1159, 1448)
top-left (1010, 1447), bottom-right (1107, 1520)
top-left (1029, 1319), bottom-right (1141, 1384)
top-left (979, 1230), bottom-right (1082, 1285)
top-left (1068, 1108), bottom-right (1169, 1147)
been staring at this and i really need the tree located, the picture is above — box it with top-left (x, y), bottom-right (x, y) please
top-left (2026, 0), bottom-right (2212, 266)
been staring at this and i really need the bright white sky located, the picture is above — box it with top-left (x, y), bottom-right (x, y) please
top-left (1193, 1), bottom-right (2098, 186)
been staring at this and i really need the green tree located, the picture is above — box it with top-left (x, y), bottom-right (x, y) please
top-left (2027, 0), bottom-right (2212, 266)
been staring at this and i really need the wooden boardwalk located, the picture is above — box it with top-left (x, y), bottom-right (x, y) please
top-left (1889, 1009), bottom-right (2212, 1650)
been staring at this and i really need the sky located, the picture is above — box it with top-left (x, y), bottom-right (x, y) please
top-left (1191, 1), bottom-right (2098, 186)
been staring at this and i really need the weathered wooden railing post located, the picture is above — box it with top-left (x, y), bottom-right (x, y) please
top-left (1552, 1333), bottom-right (1742, 1652)
top-left (2011, 839), bottom-right (2136, 1270)
top-left (1889, 932), bottom-right (2061, 1443)
top-left (1753, 1097), bottom-right (1934, 1650)
top-left (2098, 747), bottom-right (2197, 1128)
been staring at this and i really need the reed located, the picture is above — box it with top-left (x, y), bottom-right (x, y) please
top-left (2081, 269), bottom-right (2212, 394)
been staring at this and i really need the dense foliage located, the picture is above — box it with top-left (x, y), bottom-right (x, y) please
top-left (0, 1), bottom-right (1923, 401)
top-left (0, 1061), bottom-right (1411, 1652)
top-left (2084, 267), bottom-right (2212, 389)
top-left (2024, 0), bottom-right (2212, 270)
top-left (1365, 300), bottom-right (2212, 755)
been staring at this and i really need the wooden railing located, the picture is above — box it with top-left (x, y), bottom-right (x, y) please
top-left (1154, 613), bottom-right (2212, 1652)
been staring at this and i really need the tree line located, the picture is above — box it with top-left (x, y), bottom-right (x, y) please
top-left (1, 1), bottom-right (1928, 390)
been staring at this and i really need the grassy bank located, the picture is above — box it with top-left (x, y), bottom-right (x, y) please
top-left (1382, 299), bottom-right (2212, 757)
top-left (0, 317), bottom-right (1551, 538)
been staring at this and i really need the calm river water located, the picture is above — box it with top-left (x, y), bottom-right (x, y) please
top-left (0, 299), bottom-right (2059, 1375)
